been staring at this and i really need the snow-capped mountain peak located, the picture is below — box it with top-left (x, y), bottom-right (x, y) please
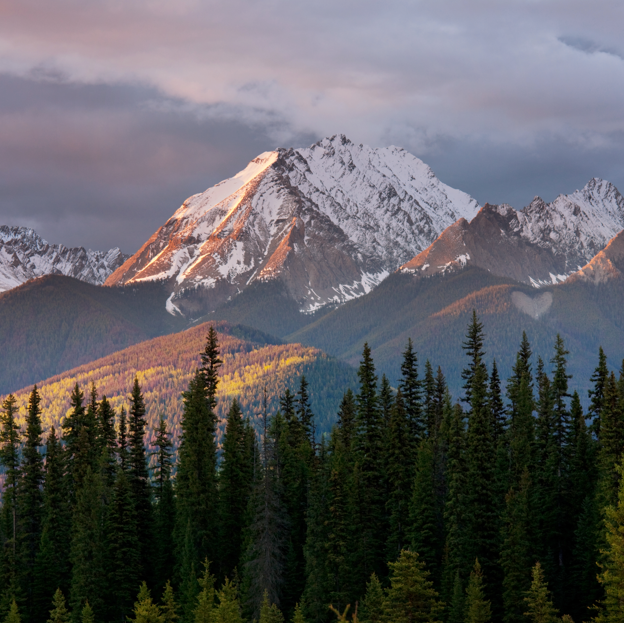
top-left (0, 226), bottom-right (128, 293)
top-left (106, 135), bottom-right (481, 314)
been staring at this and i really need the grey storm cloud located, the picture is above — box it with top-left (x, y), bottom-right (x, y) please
top-left (0, 0), bottom-right (623, 252)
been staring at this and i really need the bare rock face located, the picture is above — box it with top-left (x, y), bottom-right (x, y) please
top-left (401, 179), bottom-right (624, 287)
top-left (106, 135), bottom-right (480, 315)
top-left (0, 226), bottom-right (127, 292)
top-left (566, 230), bottom-right (624, 285)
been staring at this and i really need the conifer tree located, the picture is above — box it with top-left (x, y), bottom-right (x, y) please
top-left (175, 368), bottom-right (219, 585)
top-left (297, 376), bottom-right (315, 446)
top-left (523, 563), bottom-right (558, 623)
top-left (129, 583), bottom-right (163, 623)
top-left (379, 375), bottom-right (394, 429)
top-left (62, 384), bottom-right (88, 494)
top-left (152, 417), bottom-right (176, 591)
top-left (259, 591), bottom-right (284, 623)
top-left (97, 396), bottom-right (117, 490)
top-left (33, 428), bottom-right (70, 622)
top-left (16, 385), bottom-right (45, 620)
top-left (193, 559), bottom-right (216, 623)
top-left (399, 339), bottom-right (423, 443)
top-left (161, 582), bottom-right (178, 623)
top-left (385, 391), bottom-right (413, 562)
top-left (589, 346), bottom-right (609, 438)
top-left (201, 326), bottom-right (223, 413)
top-left (69, 467), bottom-right (106, 622)
top-left (80, 602), bottom-right (94, 623)
top-left (128, 377), bottom-right (153, 580)
top-left (221, 400), bottom-right (254, 579)
top-left (106, 466), bottom-right (140, 622)
top-left (3, 601), bottom-right (20, 623)
top-left (336, 391), bottom-right (356, 455)
top-left (359, 574), bottom-right (383, 623)
top-left (214, 579), bottom-right (244, 623)
top-left (0, 395), bottom-right (21, 616)
top-left (423, 360), bottom-right (435, 438)
top-left (291, 603), bottom-right (306, 623)
top-left (595, 459), bottom-right (624, 623)
top-left (382, 550), bottom-right (443, 623)
top-left (47, 589), bottom-right (71, 623)
top-left (488, 361), bottom-right (505, 445)
top-left (465, 560), bottom-right (491, 623)
top-left (351, 344), bottom-right (386, 591)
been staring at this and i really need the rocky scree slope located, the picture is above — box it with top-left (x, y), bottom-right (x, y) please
top-left (106, 135), bottom-right (480, 315)
top-left (0, 226), bottom-right (127, 292)
top-left (401, 178), bottom-right (624, 287)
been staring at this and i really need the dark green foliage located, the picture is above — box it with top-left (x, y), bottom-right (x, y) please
top-left (297, 376), bottom-right (315, 445)
top-left (399, 339), bottom-right (424, 442)
top-left (33, 428), bottom-right (70, 622)
top-left (16, 386), bottom-right (44, 622)
top-left (359, 574), bottom-right (383, 623)
top-left (220, 400), bottom-right (254, 579)
top-left (588, 346), bottom-right (609, 438)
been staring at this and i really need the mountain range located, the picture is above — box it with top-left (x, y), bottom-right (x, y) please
top-left (2, 134), bottom-right (624, 409)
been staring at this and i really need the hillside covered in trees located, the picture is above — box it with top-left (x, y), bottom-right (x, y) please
top-left (4, 322), bottom-right (357, 448)
top-left (1, 318), bottom-right (624, 623)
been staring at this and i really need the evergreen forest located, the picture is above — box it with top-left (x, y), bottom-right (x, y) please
top-left (2, 317), bottom-right (624, 623)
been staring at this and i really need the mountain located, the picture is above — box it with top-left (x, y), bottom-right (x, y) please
top-left (106, 135), bottom-right (480, 315)
top-left (567, 229), bottom-right (624, 285)
top-left (289, 265), bottom-right (624, 401)
top-left (401, 178), bottom-right (624, 286)
top-left (0, 275), bottom-right (187, 394)
top-left (0, 225), bottom-right (127, 292)
top-left (7, 321), bottom-right (357, 443)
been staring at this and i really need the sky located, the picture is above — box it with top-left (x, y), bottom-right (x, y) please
top-left (0, 0), bottom-right (623, 253)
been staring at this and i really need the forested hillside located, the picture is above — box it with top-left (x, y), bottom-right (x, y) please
top-left (5, 321), bottom-right (357, 446)
top-left (2, 316), bottom-right (624, 623)
top-left (0, 275), bottom-right (187, 394)
top-left (290, 268), bottom-right (624, 399)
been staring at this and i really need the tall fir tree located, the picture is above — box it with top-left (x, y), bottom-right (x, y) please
top-left (465, 559), bottom-right (492, 623)
top-left (16, 386), bottom-right (44, 622)
top-left (588, 346), bottom-right (609, 438)
top-left (399, 338), bottom-right (423, 444)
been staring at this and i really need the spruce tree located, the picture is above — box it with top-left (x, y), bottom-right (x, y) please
top-left (423, 361), bottom-right (435, 439)
top-left (297, 376), bottom-right (315, 446)
top-left (214, 578), bottom-right (244, 623)
top-left (588, 346), bottom-right (609, 438)
top-left (523, 563), bottom-right (558, 623)
top-left (464, 560), bottom-right (491, 623)
top-left (161, 582), bottom-right (178, 623)
top-left (259, 591), bottom-right (285, 623)
top-left (128, 377), bottom-right (153, 581)
top-left (351, 344), bottom-right (386, 592)
top-left (16, 385), bottom-right (45, 621)
top-left (129, 583), bottom-right (163, 623)
top-left (381, 550), bottom-right (443, 623)
top-left (80, 602), bottom-right (94, 623)
top-left (33, 428), bottom-right (71, 622)
top-left (0, 395), bottom-right (21, 615)
top-left (359, 574), bottom-right (383, 623)
top-left (97, 396), bottom-right (117, 490)
top-left (152, 417), bottom-right (176, 592)
top-left (3, 601), bottom-right (20, 623)
top-left (385, 391), bottom-right (413, 562)
top-left (399, 338), bottom-right (423, 443)
top-left (175, 368), bottom-right (219, 585)
top-left (47, 589), bottom-right (71, 623)
top-left (220, 400), bottom-right (254, 579)
top-left (336, 391), bottom-right (356, 454)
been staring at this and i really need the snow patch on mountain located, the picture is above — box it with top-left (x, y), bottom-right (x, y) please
top-left (0, 226), bottom-right (127, 293)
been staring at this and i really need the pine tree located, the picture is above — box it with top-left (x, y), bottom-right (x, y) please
top-left (175, 369), bottom-right (219, 586)
top-left (214, 578), bottom-right (244, 623)
top-left (62, 384), bottom-right (88, 494)
top-left (152, 417), bottom-right (176, 591)
top-left (523, 563), bottom-right (558, 623)
top-left (33, 428), bottom-right (71, 622)
top-left (462, 313), bottom-right (498, 598)
top-left (595, 459), bottom-right (624, 623)
top-left (201, 326), bottom-right (223, 414)
top-left (336, 391), bottom-right (356, 455)
top-left (16, 385), bottom-right (45, 620)
top-left (399, 339), bottom-right (424, 443)
top-left (588, 346), bottom-right (609, 438)
top-left (359, 574), bottom-right (383, 623)
top-left (69, 467), bottom-right (106, 622)
top-left (106, 466), bottom-right (140, 622)
top-left (351, 344), bottom-right (386, 592)
top-left (379, 375), bottom-right (394, 429)
top-left (382, 550), bottom-right (443, 623)
top-left (0, 395), bottom-right (21, 614)
top-left (3, 601), bottom-right (20, 623)
top-left (80, 602), bottom-right (94, 623)
top-left (385, 391), bottom-right (413, 562)
top-left (128, 376), bottom-right (153, 581)
top-left (291, 603), bottom-right (306, 623)
top-left (464, 560), bottom-right (491, 623)
top-left (193, 559), bottom-right (216, 623)
top-left (47, 589), bottom-right (71, 623)
top-left (259, 591), bottom-right (285, 623)
top-left (297, 376), bottom-right (315, 446)
top-left (161, 582), bottom-right (178, 623)
top-left (129, 583), bottom-right (164, 623)
top-left (221, 400), bottom-right (254, 578)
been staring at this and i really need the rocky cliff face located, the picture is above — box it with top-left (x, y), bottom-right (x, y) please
top-left (0, 226), bottom-right (127, 292)
top-left (401, 179), bottom-right (624, 286)
top-left (106, 135), bottom-right (480, 314)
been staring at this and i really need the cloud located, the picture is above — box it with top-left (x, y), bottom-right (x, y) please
top-left (0, 0), bottom-right (623, 250)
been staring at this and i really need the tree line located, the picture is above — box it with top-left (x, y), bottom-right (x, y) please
top-left (2, 318), bottom-right (624, 623)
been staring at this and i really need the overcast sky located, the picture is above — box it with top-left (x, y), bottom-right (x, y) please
top-left (0, 0), bottom-right (623, 253)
